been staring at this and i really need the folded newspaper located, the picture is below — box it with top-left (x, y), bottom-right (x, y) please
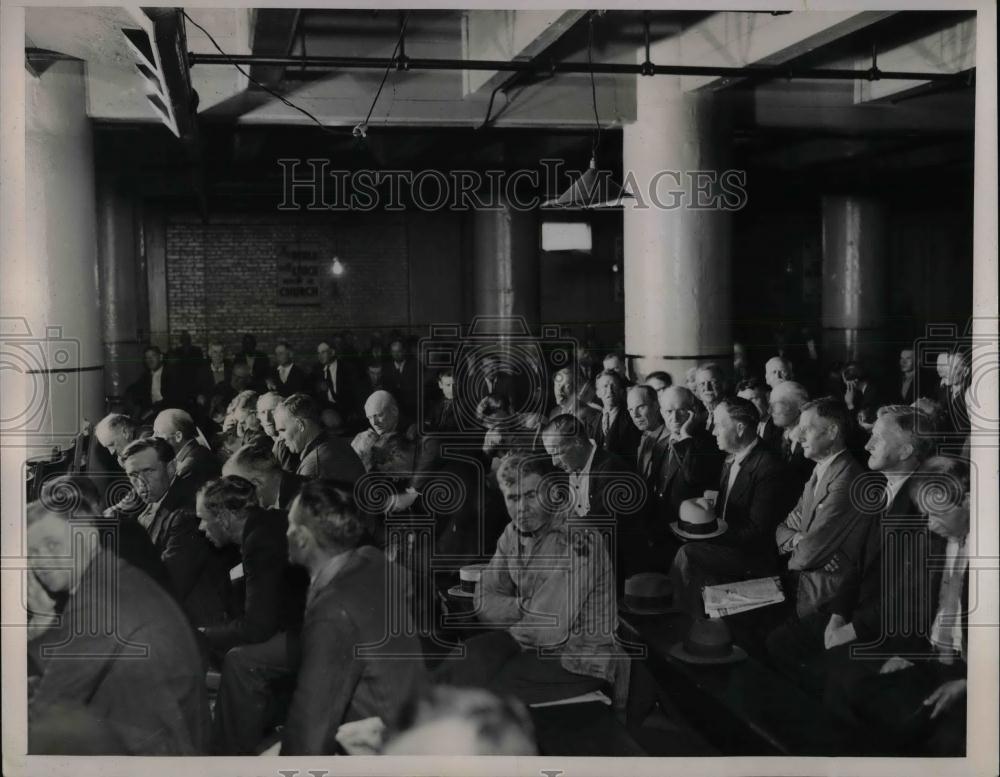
top-left (702, 576), bottom-right (785, 618)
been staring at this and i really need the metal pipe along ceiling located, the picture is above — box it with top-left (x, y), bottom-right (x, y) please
top-left (187, 53), bottom-right (969, 83)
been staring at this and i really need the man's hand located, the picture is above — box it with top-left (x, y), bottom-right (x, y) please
top-left (923, 679), bottom-right (967, 719)
top-left (823, 551), bottom-right (843, 573)
top-left (844, 379), bottom-right (859, 409)
top-left (26, 572), bottom-right (57, 639)
top-left (678, 408), bottom-right (700, 440)
top-left (388, 489), bottom-right (420, 514)
top-left (879, 655), bottom-right (915, 675)
top-left (824, 614), bottom-right (857, 649)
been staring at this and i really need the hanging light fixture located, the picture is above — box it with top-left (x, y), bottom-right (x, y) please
top-left (541, 13), bottom-right (635, 210)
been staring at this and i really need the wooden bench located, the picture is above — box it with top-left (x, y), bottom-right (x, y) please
top-left (529, 701), bottom-right (645, 756)
top-left (619, 610), bottom-right (873, 756)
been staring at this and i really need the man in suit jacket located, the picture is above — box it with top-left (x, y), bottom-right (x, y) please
top-left (233, 333), bottom-right (270, 391)
top-left (384, 338), bottom-right (420, 418)
top-left (152, 409), bottom-right (220, 501)
top-left (821, 455), bottom-right (969, 754)
top-left (311, 339), bottom-right (356, 418)
top-left (737, 377), bottom-right (783, 452)
top-left (424, 368), bottom-right (459, 434)
top-left (593, 369), bottom-right (641, 461)
top-left (767, 406), bottom-right (936, 691)
top-left (694, 363), bottom-right (729, 435)
top-left (121, 438), bottom-right (228, 627)
top-left (27, 501), bottom-right (210, 754)
top-left (649, 386), bottom-right (725, 547)
top-left (223, 443), bottom-right (306, 512)
top-left (542, 414), bottom-right (645, 588)
top-left (126, 345), bottom-right (181, 420)
top-left (768, 380), bottom-right (816, 489)
top-left (773, 398), bottom-right (871, 619)
top-left (268, 342), bottom-right (309, 397)
top-left (195, 342), bottom-right (233, 407)
top-left (274, 393), bottom-right (365, 483)
top-left (281, 481), bottom-right (429, 754)
top-left (629, 384), bottom-right (670, 482)
top-left (671, 397), bottom-right (799, 616)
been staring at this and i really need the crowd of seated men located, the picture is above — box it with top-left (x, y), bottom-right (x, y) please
top-left (25, 329), bottom-right (975, 756)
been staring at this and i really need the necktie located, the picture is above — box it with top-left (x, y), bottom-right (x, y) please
top-left (719, 457), bottom-right (736, 519)
top-left (603, 412), bottom-right (611, 437)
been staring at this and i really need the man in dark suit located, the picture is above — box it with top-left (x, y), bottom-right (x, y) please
top-left (167, 330), bottom-right (204, 405)
top-left (26, 499), bottom-right (210, 754)
top-left (649, 386), bottom-right (725, 548)
top-left (195, 476), bottom-right (310, 754)
top-left (628, 384), bottom-right (670, 482)
top-left (223, 443), bottom-right (306, 512)
top-left (268, 342), bottom-right (309, 397)
top-left (425, 368), bottom-right (459, 434)
top-left (769, 380), bottom-right (816, 489)
top-left (767, 407), bottom-right (936, 697)
top-left (311, 339), bottom-right (356, 419)
top-left (195, 342), bottom-right (232, 408)
top-left (542, 414), bottom-right (645, 587)
top-left (273, 393), bottom-right (365, 484)
top-left (233, 333), bottom-right (270, 391)
top-left (695, 362), bottom-right (729, 435)
top-left (670, 397), bottom-right (798, 615)
top-left (593, 369), bottom-right (641, 461)
top-left (737, 377), bottom-right (783, 452)
top-left (772, 398), bottom-right (871, 620)
top-left (126, 345), bottom-right (181, 420)
top-left (281, 481), bottom-right (429, 754)
top-left (548, 366), bottom-right (600, 439)
top-left (121, 438), bottom-right (228, 627)
top-left (384, 338), bottom-right (420, 418)
top-left (822, 454), bottom-right (968, 754)
top-left (152, 408), bottom-right (220, 502)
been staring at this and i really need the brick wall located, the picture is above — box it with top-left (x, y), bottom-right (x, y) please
top-left (165, 211), bottom-right (439, 358)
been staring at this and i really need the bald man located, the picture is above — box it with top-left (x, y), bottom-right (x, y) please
top-left (152, 408), bottom-right (220, 499)
top-left (765, 356), bottom-right (794, 389)
top-left (351, 390), bottom-right (418, 472)
top-left (768, 380), bottom-right (815, 488)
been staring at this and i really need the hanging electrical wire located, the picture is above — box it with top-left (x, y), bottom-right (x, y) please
top-left (181, 9), bottom-right (338, 136)
top-left (353, 12), bottom-right (410, 138)
top-left (588, 12), bottom-right (602, 159)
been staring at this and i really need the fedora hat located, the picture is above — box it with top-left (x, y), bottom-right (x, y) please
top-left (669, 617), bottom-right (747, 665)
top-left (671, 497), bottom-right (728, 541)
top-left (620, 572), bottom-right (675, 615)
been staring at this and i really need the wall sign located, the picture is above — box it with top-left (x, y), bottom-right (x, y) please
top-left (276, 244), bottom-right (323, 306)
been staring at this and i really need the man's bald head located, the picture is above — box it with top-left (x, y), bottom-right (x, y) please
top-left (152, 408), bottom-right (197, 452)
top-left (765, 356), bottom-right (794, 388)
top-left (365, 390), bottom-right (400, 436)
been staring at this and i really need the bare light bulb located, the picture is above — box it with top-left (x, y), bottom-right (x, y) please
top-left (331, 257), bottom-right (345, 277)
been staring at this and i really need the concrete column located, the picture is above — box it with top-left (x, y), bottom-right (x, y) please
top-left (97, 176), bottom-right (145, 403)
top-left (820, 196), bottom-right (888, 367)
top-left (623, 76), bottom-right (733, 383)
top-left (470, 201), bottom-right (539, 335)
top-left (2, 61), bottom-right (104, 455)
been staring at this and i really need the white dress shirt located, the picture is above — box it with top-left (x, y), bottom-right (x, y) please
top-left (278, 363), bottom-right (293, 383)
top-left (326, 360), bottom-right (339, 401)
top-left (930, 537), bottom-right (968, 662)
top-left (150, 366), bottom-right (164, 403)
top-left (568, 440), bottom-right (598, 517)
top-left (721, 438), bottom-right (758, 519)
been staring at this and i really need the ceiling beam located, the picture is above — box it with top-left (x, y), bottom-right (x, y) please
top-left (248, 8), bottom-right (301, 89)
top-left (645, 10), bottom-right (897, 92)
top-left (461, 10), bottom-right (587, 95)
top-left (852, 16), bottom-right (976, 103)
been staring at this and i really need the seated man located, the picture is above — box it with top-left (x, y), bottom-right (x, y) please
top-left (772, 398), bottom-right (870, 620)
top-left (26, 497), bottom-right (209, 754)
top-left (256, 390), bottom-right (299, 472)
top-left (767, 406), bottom-right (934, 690)
top-left (768, 380), bottom-right (816, 488)
top-left (670, 397), bottom-right (797, 616)
top-left (126, 345), bottom-right (180, 420)
top-left (593, 369), bottom-right (641, 460)
top-left (549, 366), bottom-right (601, 438)
top-left (823, 455), bottom-right (969, 755)
top-left (694, 362), bottom-right (729, 435)
top-left (195, 341), bottom-right (232, 408)
top-left (650, 386), bottom-right (724, 548)
top-left (273, 393), bottom-right (365, 483)
top-left (737, 377), bottom-right (782, 451)
top-left (223, 443), bottom-right (305, 511)
top-left (152, 408), bottom-right (220, 501)
top-left (195, 475), bottom-right (309, 755)
top-left (268, 342), bottom-right (308, 397)
top-left (437, 452), bottom-right (624, 707)
top-left (425, 368), bottom-right (458, 434)
top-left (542, 414), bottom-right (644, 586)
top-left (94, 412), bottom-right (143, 517)
top-left (226, 389), bottom-right (270, 449)
top-left (351, 390), bottom-right (418, 472)
top-left (281, 481), bottom-right (428, 754)
top-left (120, 438), bottom-right (228, 626)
